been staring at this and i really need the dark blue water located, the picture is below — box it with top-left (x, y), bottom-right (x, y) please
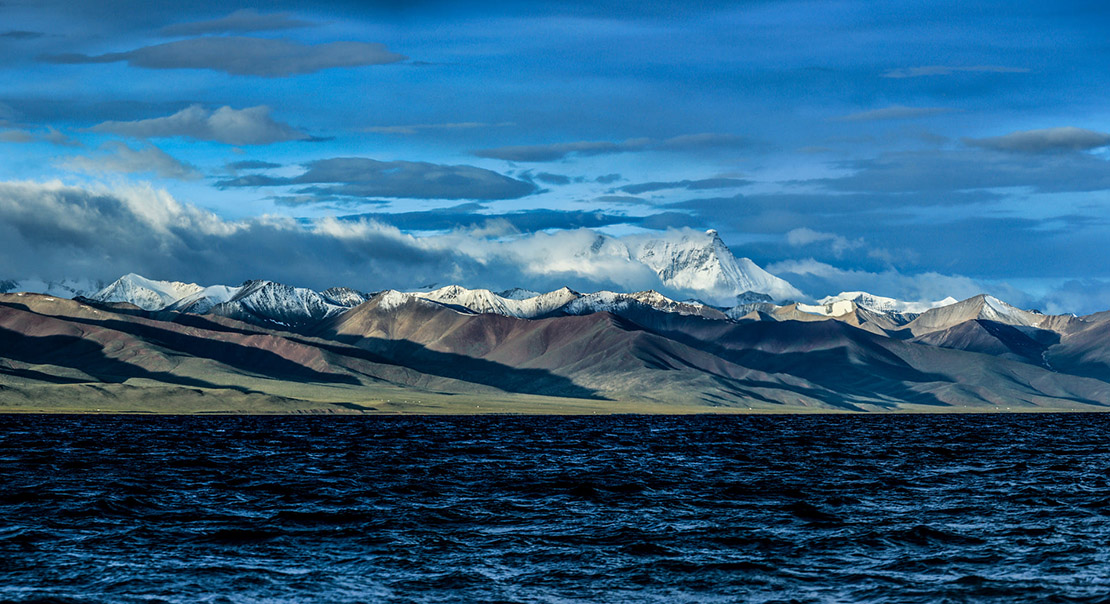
top-left (2, 414), bottom-right (1110, 603)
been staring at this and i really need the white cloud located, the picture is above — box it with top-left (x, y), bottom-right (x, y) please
top-left (91, 105), bottom-right (309, 146)
top-left (60, 142), bottom-right (201, 180)
top-left (785, 228), bottom-right (864, 256)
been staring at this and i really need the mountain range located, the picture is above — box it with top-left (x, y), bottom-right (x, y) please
top-left (2, 231), bottom-right (1109, 413)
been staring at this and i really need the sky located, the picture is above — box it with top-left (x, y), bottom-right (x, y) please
top-left (1, 0), bottom-right (1109, 313)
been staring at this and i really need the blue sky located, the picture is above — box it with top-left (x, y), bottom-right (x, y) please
top-left (2, 1), bottom-right (1110, 312)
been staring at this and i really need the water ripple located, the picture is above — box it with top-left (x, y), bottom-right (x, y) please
top-left (2, 413), bottom-right (1110, 603)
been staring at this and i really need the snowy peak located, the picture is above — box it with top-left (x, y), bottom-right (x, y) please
top-left (90, 273), bottom-right (205, 311)
top-left (321, 287), bottom-right (370, 308)
top-left (165, 285), bottom-right (241, 314)
top-left (817, 291), bottom-right (957, 315)
top-left (209, 280), bottom-right (353, 327)
top-left (630, 229), bottom-right (801, 304)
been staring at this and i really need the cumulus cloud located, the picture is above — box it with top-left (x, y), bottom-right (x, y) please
top-left (964, 127), bottom-right (1110, 154)
top-left (882, 65), bottom-right (1029, 78)
top-left (160, 9), bottom-right (314, 36)
top-left (474, 133), bottom-right (750, 162)
top-left (833, 105), bottom-right (956, 122)
top-left (90, 104), bottom-right (310, 145)
top-left (61, 142), bottom-right (200, 180)
top-left (217, 157), bottom-right (537, 201)
top-left (43, 36), bottom-right (406, 77)
top-left (619, 177), bottom-right (749, 195)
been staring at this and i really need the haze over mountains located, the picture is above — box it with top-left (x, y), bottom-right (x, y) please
top-left (3, 230), bottom-right (1110, 413)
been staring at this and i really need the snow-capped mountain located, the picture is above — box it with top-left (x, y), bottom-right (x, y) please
top-left (407, 285), bottom-right (730, 320)
top-left (629, 229), bottom-right (801, 304)
top-left (84, 274), bottom-right (369, 327)
top-left (90, 273), bottom-right (206, 311)
top-left (16, 272), bottom-right (1086, 347)
top-left (562, 290), bottom-right (728, 319)
top-left (816, 291), bottom-right (958, 315)
top-left (208, 280), bottom-right (360, 327)
top-left (413, 285), bottom-right (579, 318)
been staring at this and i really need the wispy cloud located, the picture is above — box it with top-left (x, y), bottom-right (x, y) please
top-left (90, 105), bottom-right (311, 145)
top-left (882, 65), bottom-right (1029, 78)
top-left (42, 37), bottom-right (406, 77)
top-left (832, 105), bottom-right (957, 122)
top-left (618, 177), bottom-right (749, 195)
top-left (474, 133), bottom-right (749, 162)
top-left (224, 160), bottom-right (282, 172)
top-left (160, 9), bottom-right (314, 36)
top-left (365, 122), bottom-right (514, 135)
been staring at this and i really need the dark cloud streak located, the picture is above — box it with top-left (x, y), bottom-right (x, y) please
top-left (217, 157), bottom-right (538, 201)
top-left (42, 37), bottom-right (405, 77)
top-left (965, 127), bottom-right (1110, 154)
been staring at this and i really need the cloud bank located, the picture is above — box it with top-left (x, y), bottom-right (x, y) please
top-left (0, 180), bottom-right (661, 295)
top-left (3, 180), bottom-right (1104, 314)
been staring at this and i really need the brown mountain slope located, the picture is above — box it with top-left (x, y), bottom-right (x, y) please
top-left (0, 294), bottom-right (609, 412)
top-left (319, 294), bottom-right (1110, 411)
